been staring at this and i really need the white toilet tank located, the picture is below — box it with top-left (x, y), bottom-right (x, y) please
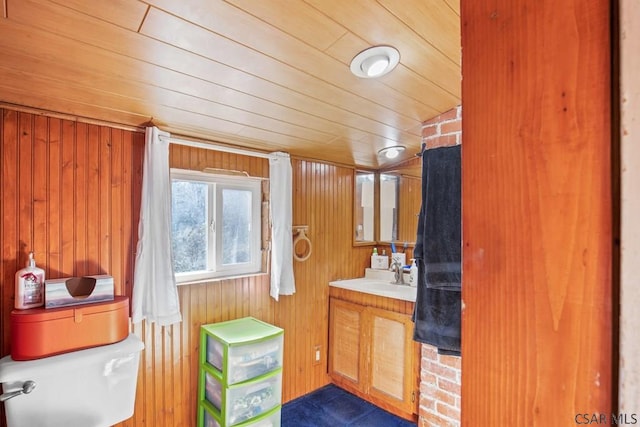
top-left (0, 333), bottom-right (144, 427)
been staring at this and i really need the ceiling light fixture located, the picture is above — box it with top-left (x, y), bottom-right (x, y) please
top-left (350, 46), bottom-right (400, 79)
top-left (378, 145), bottom-right (406, 159)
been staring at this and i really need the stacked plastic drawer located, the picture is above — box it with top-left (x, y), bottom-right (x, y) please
top-left (198, 317), bottom-right (284, 427)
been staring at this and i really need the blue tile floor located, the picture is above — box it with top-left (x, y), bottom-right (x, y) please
top-left (281, 384), bottom-right (417, 427)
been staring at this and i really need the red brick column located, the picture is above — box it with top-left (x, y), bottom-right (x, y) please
top-left (418, 105), bottom-right (462, 427)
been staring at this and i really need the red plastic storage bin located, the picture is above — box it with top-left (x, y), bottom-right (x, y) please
top-left (10, 296), bottom-right (129, 360)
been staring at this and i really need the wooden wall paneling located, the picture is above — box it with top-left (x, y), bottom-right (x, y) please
top-left (0, 112), bottom-right (377, 426)
top-left (98, 125), bottom-right (112, 276)
top-left (85, 124), bottom-right (100, 279)
top-left (303, 159), bottom-right (313, 392)
top-left (179, 285), bottom-right (194, 427)
top-left (0, 110), bottom-right (10, 426)
top-left (110, 128), bottom-right (124, 293)
top-left (17, 113), bottom-right (33, 272)
top-left (460, 0), bottom-right (612, 425)
top-left (120, 130), bottom-right (135, 298)
top-left (1, 109), bottom-right (17, 354)
top-left (164, 323), bottom-right (176, 427)
top-left (74, 122), bottom-right (88, 276)
top-left (32, 116), bottom-right (48, 279)
top-left (398, 175), bottom-right (420, 245)
top-left (46, 118), bottom-right (61, 280)
top-left (141, 323), bottom-right (155, 426)
top-left (189, 283), bottom-right (208, 427)
top-left (129, 130), bottom-right (144, 300)
top-left (60, 119), bottom-right (75, 276)
top-left (314, 162), bottom-right (328, 390)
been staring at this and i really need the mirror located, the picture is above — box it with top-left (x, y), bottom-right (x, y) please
top-left (354, 167), bottom-right (421, 246)
top-left (395, 174), bottom-right (421, 244)
top-left (379, 174), bottom-right (398, 241)
top-left (354, 171), bottom-right (375, 243)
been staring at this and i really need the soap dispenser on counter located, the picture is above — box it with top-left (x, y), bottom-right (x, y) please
top-left (408, 258), bottom-right (418, 287)
top-left (14, 252), bottom-right (45, 310)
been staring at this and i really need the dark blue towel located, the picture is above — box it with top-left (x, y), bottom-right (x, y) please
top-left (412, 145), bottom-right (461, 355)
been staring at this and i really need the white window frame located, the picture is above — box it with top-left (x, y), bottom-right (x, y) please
top-left (170, 168), bottom-right (263, 284)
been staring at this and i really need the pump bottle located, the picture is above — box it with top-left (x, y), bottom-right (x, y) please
top-left (409, 258), bottom-right (418, 287)
top-left (15, 252), bottom-right (45, 309)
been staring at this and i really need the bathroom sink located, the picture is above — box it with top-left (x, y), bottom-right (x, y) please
top-left (329, 270), bottom-right (417, 302)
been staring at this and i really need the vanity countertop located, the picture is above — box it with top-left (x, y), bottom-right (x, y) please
top-left (329, 269), bottom-right (417, 302)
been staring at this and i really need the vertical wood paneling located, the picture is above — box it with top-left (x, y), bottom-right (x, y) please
top-left (86, 125), bottom-right (101, 278)
top-left (1, 108), bottom-right (376, 427)
top-left (32, 116), bottom-right (48, 277)
top-left (18, 114), bottom-right (34, 270)
top-left (60, 119), bottom-right (75, 276)
top-left (46, 118), bottom-right (61, 277)
top-left (461, 1), bottom-right (612, 425)
top-left (1, 109), bottom-right (18, 355)
top-left (76, 122), bottom-right (89, 275)
top-left (398, 175), bottom-right (421, 245)
top-left (98, 126), bottom-right (112, 276)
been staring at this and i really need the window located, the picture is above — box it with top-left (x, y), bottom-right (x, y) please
top-left (170, 169), bottom-right (263, 283)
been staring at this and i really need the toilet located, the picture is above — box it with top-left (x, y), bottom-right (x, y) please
top-left (0, 334), bottom-right (144, 427)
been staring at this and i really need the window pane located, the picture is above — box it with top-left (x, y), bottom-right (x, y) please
top-left (221, 188), bottom-right (252, 265)
top-left (172, 180), bottom-right (208, 273)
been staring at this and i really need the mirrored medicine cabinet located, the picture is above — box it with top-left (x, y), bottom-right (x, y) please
top-left (354, 168), bottom-right (421, 247)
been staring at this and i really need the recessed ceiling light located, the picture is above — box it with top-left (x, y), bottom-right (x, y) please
top-left (378, 145), bottom-right (406, 159)
top-left (350, 46), bottom-right (400, 79)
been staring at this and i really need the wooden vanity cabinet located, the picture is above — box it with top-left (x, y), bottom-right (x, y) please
top-left (328, 289), bottom-right (419, 421)
top-left (328, 298), bottom-right (366, 389)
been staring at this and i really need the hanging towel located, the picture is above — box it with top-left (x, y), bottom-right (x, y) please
top-left (132, 127), bottom-right (182, 326)
top-left (413, 145), bottom-right (461, 355)
top-left (269, 152), bottom-right (296, 300)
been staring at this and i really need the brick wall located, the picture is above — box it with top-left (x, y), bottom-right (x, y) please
top-left (421, 105), bottom-right (462, 149)
top-left (419, 105), bottom-right (462, 427)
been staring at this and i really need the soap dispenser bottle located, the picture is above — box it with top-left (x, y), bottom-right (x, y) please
top-left (15, 252), bottom-right (45, 309)
top-left (409, 258), bottom-right (418, 287)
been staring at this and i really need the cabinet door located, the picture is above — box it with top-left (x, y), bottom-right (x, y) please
top-left (329, 298), bottom-right (366, 390)
top-left (368, 307), bottom-right (416, 414)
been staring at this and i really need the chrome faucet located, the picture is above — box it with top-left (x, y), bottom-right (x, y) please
top-left (390, 260), bottom-right (405, 285)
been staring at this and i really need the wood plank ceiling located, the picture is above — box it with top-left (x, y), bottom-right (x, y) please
top-left (0, 0), bottom-right (460, 168)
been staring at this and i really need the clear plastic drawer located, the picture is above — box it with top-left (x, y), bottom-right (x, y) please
top-left (235, 406), bottom-right (281, 427)
top-left (201, 406), bottom-right (221, 427)
top-left (207, 334), bottom-right (283, 384)
top-left (204, 369), bottom-right (282, 426)
top-left (200, 404), bottom-right (281, 427)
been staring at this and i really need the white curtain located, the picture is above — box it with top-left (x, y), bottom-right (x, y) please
top-left (269, 152), bottom-right (295, 300)
top-left (131, 126), bottom-right (182, 326)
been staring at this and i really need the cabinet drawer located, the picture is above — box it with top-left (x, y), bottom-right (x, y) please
top-left (201, 405), bottom-right (221, 427)
top-left (200, 404), bottom-right (281, 427)
top-left (203, 368), bottom-right (282, 426)
top-left (207, 333), bottom-right (283, 384)
top-left (201, 317), bottom-right (284, 386)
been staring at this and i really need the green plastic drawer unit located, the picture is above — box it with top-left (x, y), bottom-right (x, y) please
top-left (200, 404), bottom-right (281, 427)
top-left (201, 317), bottom-right (284, 386)
top-left (201, 365), bottom-right (282, 426)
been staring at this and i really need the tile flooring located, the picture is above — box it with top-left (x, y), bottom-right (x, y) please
top-left (281, 384), bottom-right (417, 427)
